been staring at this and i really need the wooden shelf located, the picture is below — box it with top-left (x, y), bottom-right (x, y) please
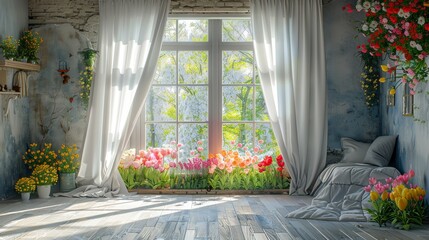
top-left (0, 59), bottom-right (40, 71)
top-left (0, 91), bottom-right (20, 95)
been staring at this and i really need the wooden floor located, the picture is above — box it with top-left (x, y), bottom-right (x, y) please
top-left (1, 195), bottom-right (429, 240)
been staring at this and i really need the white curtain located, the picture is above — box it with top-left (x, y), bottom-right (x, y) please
top-left (251, 0), bottom-right (327, 195)
top-left (70, 0), bottom-right (170, 197)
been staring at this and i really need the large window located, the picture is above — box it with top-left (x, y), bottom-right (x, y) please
top-left (130, 19), bottom-right (278, 160)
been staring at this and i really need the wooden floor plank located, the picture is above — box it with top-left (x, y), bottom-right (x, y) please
top-left (0, 195), bottom-right (428, 240)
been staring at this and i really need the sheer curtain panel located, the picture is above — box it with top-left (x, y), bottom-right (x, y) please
top-left (66, 0), bottom-right (170, 197)
top-left (251, 0), bottom-right (327, 195)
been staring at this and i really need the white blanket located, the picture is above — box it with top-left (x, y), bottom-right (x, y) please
top-left (287, 163), bottom-right (400, 221)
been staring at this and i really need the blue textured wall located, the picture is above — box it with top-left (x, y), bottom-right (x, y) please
top-left (0, 0), bottom-right (29, 200)
top-left (324, 0), bottom-right (380, 152)
top-left (380, 57), bottom-right (429, 195)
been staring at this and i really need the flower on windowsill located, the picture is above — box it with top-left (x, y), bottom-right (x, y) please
top-left (15, 177), bottom-right (36, 193)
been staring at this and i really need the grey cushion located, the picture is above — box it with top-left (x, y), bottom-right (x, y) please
top-left (340, 138), bottom-right (371, 163)
top-left (364, 136), bottom-right (397, 167)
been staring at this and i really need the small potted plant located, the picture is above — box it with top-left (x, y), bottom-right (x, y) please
top-left (22, 143), bottom-right (58, 170)
top-left (56, 144), bottom-right (80, 192)
top-left (15, 177), bottom-right (36, 201)
top-left (18, 30), bottom-right (43, 63)
top-left (31, 164), bottom-right (58, 199)
top-left (0, 36), bottom-right (18, 60)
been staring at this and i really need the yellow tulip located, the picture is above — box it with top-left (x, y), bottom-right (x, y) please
top-left (381, 191), bottom-right (389, 201)
top-left (379, 77), bottom-right (386, 83)
top-left (389, 88), bottom-right (396, 95)
top-left (396, 197), bottom-right (408, 211)
top-left (381, 65), bottom-right (389, 72)
top-left (370, 191), bottom-right (379, 201)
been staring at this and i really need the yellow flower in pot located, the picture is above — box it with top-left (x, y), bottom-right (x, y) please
top-left (22, 143), bottom-right (58, 170)
top-left (31, 164), bottom-right (58, 199)
top-left (56, 144), bottom-right (80, 192)
top-left (15, 177), bottom-right (36, 201)
top-left (15, 177), bottom-right (36, 193)
top-left (32, 164), bottom-right (58, 185)
top-left (56, 144), bottom-right (80, 174)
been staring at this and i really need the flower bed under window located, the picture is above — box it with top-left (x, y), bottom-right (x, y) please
top-left (118, 142), bottom-right (289, 191)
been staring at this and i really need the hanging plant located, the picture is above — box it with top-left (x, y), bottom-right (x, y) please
top-left (78, 48), bottom-right (98, 109)
top-left (359, 52), bottom-right (380, 107)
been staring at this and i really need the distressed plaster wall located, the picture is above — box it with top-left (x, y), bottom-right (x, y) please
top-left (29, 24), bottom-right (90, 150)
top-left (380, 57), bottom-right (429, 197)
top-left (323, 0), bottom-right (380, 153)
top-left (0, 0), bottom-right (30, 199)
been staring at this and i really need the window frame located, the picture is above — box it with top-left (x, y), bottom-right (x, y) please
top-left (137, 18), bottom-right (270, 157)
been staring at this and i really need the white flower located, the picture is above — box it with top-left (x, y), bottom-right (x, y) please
top-left (416, 44), bottom-right (422, 51)
top-left (404, 12), bottom-right (410, 19)
top-left (418, 16), bottom-right (425, 25)
top-left (410, 41), bottom-right (417, 48)
top-left (362, 24), bottom-right (369, 31)
top-left (398, 9), bottom-right (404, 18)
top-left (370, 21), bottom-right (378, 29)
top-left (363, 1), bottom-right (371, 9)
top-left (356, 4), bottom-right (363, 12)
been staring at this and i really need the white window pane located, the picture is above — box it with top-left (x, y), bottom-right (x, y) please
top-left (145, 123), bottom-right (176, 148)
top-left (178, 51), bottom-right (208, 84)
top-left (163, 19), bottom-right (177, 42)
top-left (153, 51), bottom-right (176, 84)
top-left (256, 123), bottom-right (280, 156)
top-left (178, 123), bottom-right (208, 161)
top-left (222, 51), bottom-right (253, 84)
top-left (256, 86), bottom-right (269, 121)
top-left (223, 86), bottom-right (254, 121)
top-left (179, 86), bottom-right (208, 121)
top-left (222, 123), bottom-right (254, 149)
top-left (145, 86), bottom-right (176, 121)
top-left (222, 19), bottom-right (253, 42)
top-left (178, 20), bottom-right (208, 42)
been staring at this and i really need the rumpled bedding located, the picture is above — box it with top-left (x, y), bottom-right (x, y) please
top-left (287, 163), bottom-right (400, 221)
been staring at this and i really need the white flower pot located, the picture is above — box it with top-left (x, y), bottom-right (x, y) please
top-left (21, 192), bottom-right (31, 201)
top-left (37, 185), bottom-right (51, 199)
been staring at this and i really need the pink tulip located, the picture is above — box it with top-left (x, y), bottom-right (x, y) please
top-left (409, 169), bottom-right (415, 177)
top-left (197, 147), bottom-right (203, 152)
top-left (237, 143), bottom-right (243, 148)
top-left (197, 140), bottom-right (203, 145)
top-left (386, 177), bottom-right (393, 184)
top-left (369, 177), bottom-right (377, 185)
top-left (363, 185), bottom-right (371, 192)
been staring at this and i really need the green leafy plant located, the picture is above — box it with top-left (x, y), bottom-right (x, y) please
top-left (0, 36), bottom-right (18, 60)
top-left (18, 30), bottom-right (43, 62)
top-left (79, 48), bottom-right (98, 109)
